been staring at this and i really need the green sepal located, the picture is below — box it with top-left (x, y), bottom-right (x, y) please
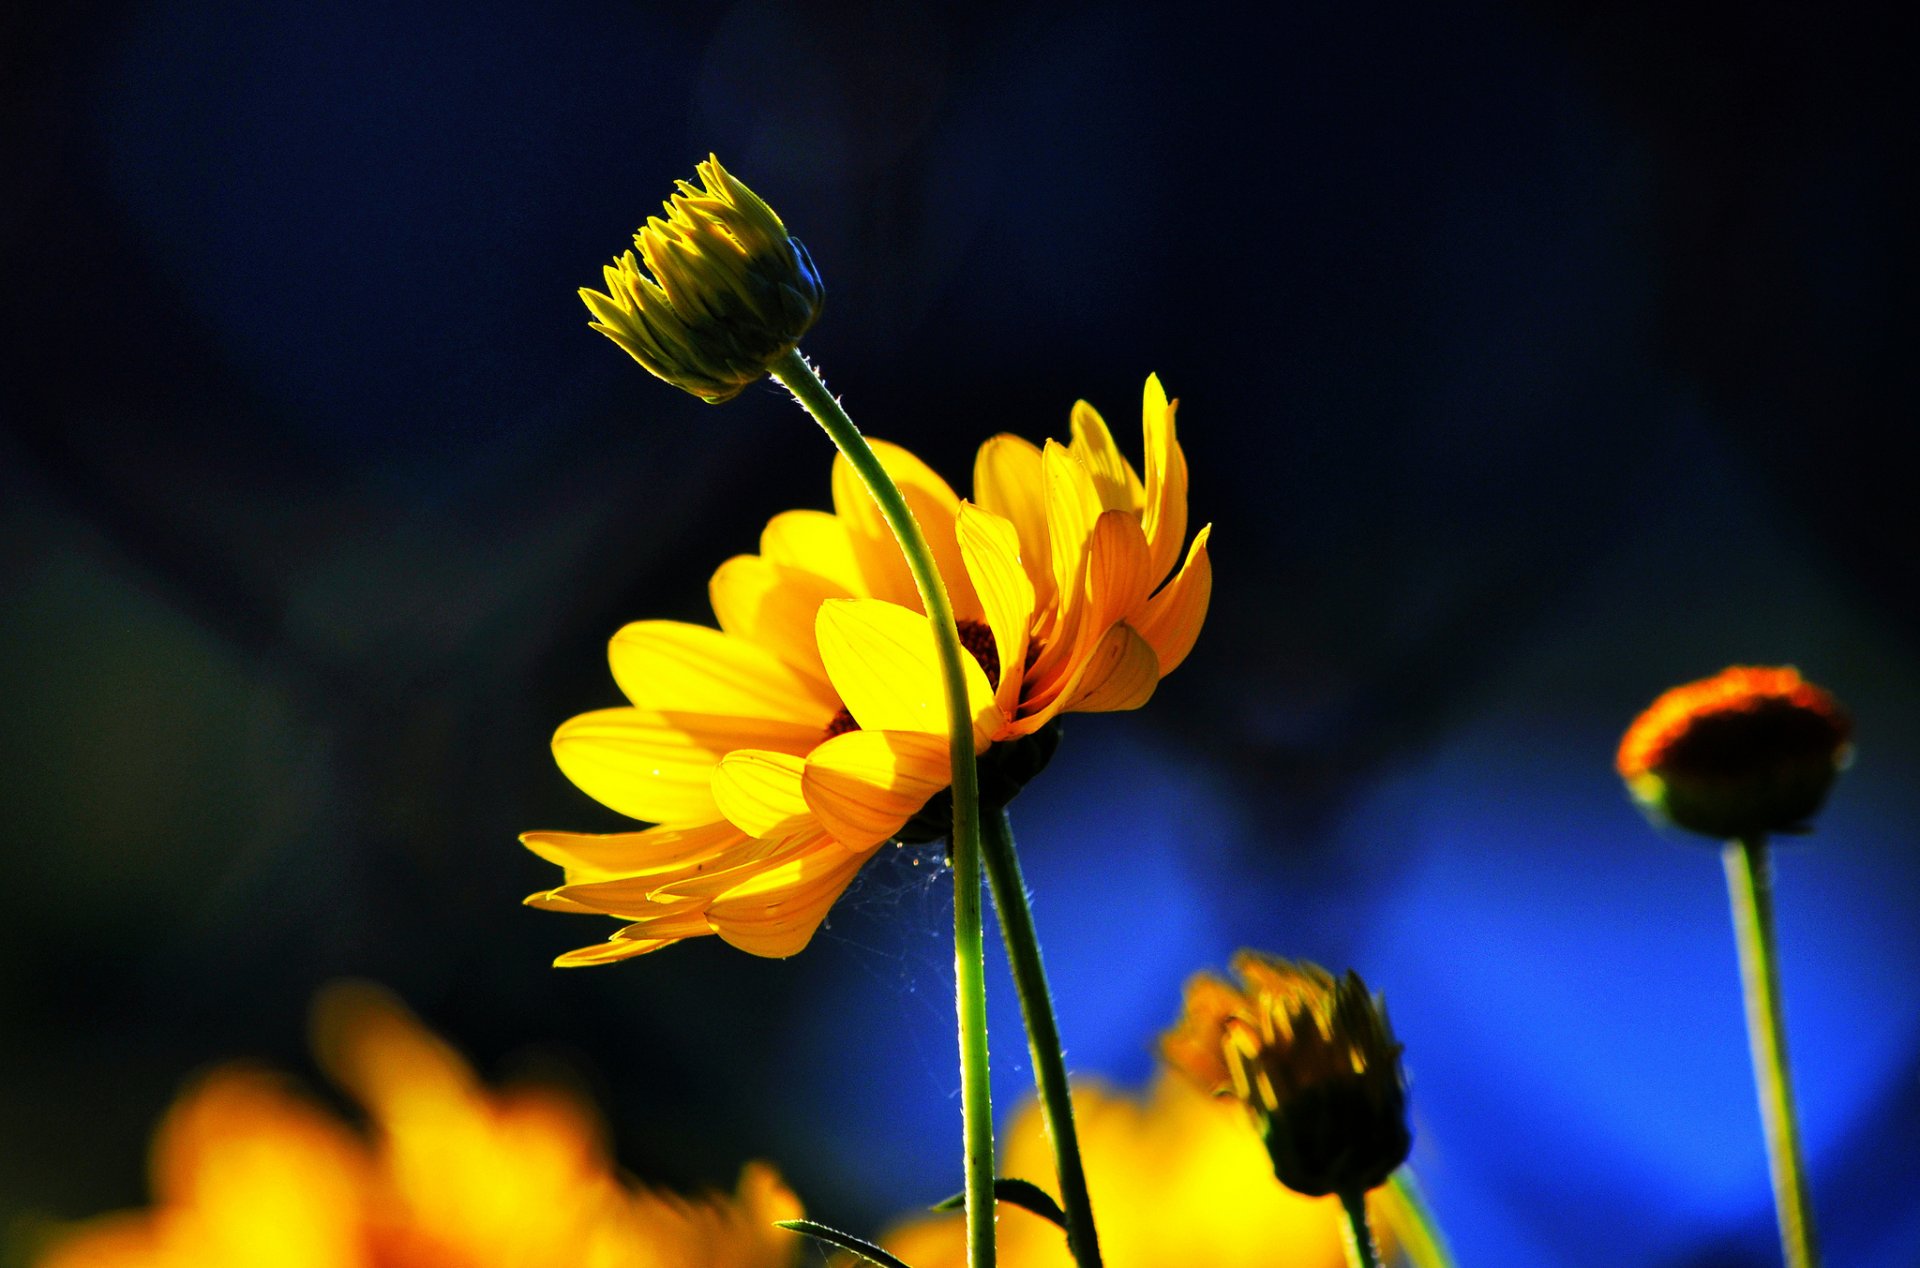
top-left (930, 1176), bottom-right (1069, 1230)
top-left (774, 1219), bottom-right (916, 1268)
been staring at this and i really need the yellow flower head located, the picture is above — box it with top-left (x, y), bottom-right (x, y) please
top-left (1162, 953), bottom-right (1410, 1199)
top-left (36, 984), bottom-right (802, 1268)
top-left (580, 155), bottom-right (824, 403)
top-left (525, 376), bottom-right (1213, 964)
top-left (1617, 664), bottom-right (1852, 840)
top-left (864, 1073), bottom-right (1403, 1268)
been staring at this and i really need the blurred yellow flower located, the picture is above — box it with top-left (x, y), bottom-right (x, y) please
top-left (866, 1073), bottom-right (1399, 1268)
top-left (579, 155), bottom-right (824, 404)
top-left (526, 376), bottom-right (1212, 964)
top-left (1617, 664), bottom-right (1851, 840)
top-left (1162, 954), bottom-right (1411, 1200)
top-left (36, 984), bottom-right (801, 1268)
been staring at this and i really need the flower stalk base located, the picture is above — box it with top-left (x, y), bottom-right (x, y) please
top-left (982, 808), bottom-right (1104, 1268)
top-left (1338, 1189), bottom-right (1383, 1268)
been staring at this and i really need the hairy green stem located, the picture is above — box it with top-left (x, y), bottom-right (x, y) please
top-left (1724, 834), bottom-right (1820, 1268)
top-left (982, 809), bottom-right (1103, 1267)
top-left (1338, 1189), bottom-right (1382, 1268)
top-left (770, 349), bottom-right (995, 1268)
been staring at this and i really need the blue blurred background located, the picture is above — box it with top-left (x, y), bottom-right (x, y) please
top-left (2, 2), bottom-right (1914, 1264)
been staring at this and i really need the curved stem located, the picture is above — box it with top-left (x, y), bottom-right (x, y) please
top-left (1338, 1189), bottom-right (1382, 1268)
top-left (1724, 834), bottom-right (1820, 1268)
top-left (981, 809), bottom-right (1103, 1267)
top-left (1383, 1169), bottom-right (1458, 1268)
top-left (770, 349), bottom-right (995, 1268)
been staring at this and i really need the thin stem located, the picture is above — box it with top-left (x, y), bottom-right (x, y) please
top-left (981, 809), bottom-right (1103, 1268)
top-left (1338, 1189), bottom-right (1383, 1268)
top-left (1384, 1169), bottom-right (1458, 1268)
top-left (770, 349), bottom-right (995, 1268)
top-left (1723, 834), bottom-right (1820, 1268)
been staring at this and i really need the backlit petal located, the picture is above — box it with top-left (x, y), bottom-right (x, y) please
top-left (973, 433), bottom-right (1055, 612)
top-left (552, 708), bottom-right (820, 826)
top-left (760, 508), bottom-right (865, 595)
top-left (1066, 623), bottom-right (1161, 713)
top-left (708, 554), bottom-right (846, 687)
top-left (711, 749), bottom-right (813, 838)
top-left (704, 836), bottom-right (872, 958)
top-left (520, 821), bottom-right (750, 881)
top-left (830, 439), bottom-right (979, 618)
top-left (1136, 524), bottom-right (1212, 676)
top-left (816, 599), bottom-right (1001, 747)
top-left (608, 621), bottom-right (833, 722)
top-left (956, 503), bottom-right (1035, 719)
top-left (803, 729), bottom-right (951, 849)
top-left (1141, 375), bottom-right (1189, 584)
top-left (1070, 399), bottom-right (1145, 514)
top-left (553, 934), bottom-right (674, 967)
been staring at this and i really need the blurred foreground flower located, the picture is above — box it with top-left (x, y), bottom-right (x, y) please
top-left (866, 1073), bottom-right (1401, 1268)
top-left (1163, 954), bottom-right (1410, 1201)
top-left (37, 984), bottom-right (800, 1268)
top-left (524, 377), bottom-right (1212, 963)
top-left (579, 155), bottom-right (823, 403)
top-left (1616, 664), bottom-right (1851, 840)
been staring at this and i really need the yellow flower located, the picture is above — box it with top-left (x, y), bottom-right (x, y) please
top-left (1617, 664), bottom-right (1852, 840)
top-left (580, 155), bottom-right (824, 403)
top-left (35, 984), bottom-right (802, 1268)
top-left (525, 376), bottom-right (1213, 963)
top-left (1162, 954), bottom-right (1411, 1199)
top-left (866, 1072), bottom-right (1400, 1268)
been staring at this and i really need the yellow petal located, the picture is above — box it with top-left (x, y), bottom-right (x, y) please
top-left (1041, 439), bottom-right (1101, 610)
top-left (1141, 375), bottom-right (1190, 584)
top-left (553, 935), bottom-right (674, 967)
top-left (759, 508), bottom-right (866, 596)
top-left (1070, 399), bottom-right (1145, 513)
top-left (703, 836), bottom-right (872, 958)
top-left (1085, 508), bottom-right (1156, 625)
top-left (552, 708), bottom-right (819, 826)
top-left (1065, 622), bottom-right (1161, 713)
top-left (708, 553), bottom-right (848, 687)
top-left (956, 503), bottom-right (1035, 719)
top-left (803, 729), bottom-right (951, 849)
top-left (608, 620), bottom-right (834, 723)
top-left (816, 599), bottom-right (1001, 747)
top-left (830, 439), bottom-right (979, 618)
top-left (1136, 524), bottom-right (1212, 676)
top-left (519, 821), bottom-right (750, 881)
top-left (711, 749), bottom-right (813, 838)
top-left (973, 433), bottom-right (1055, 612)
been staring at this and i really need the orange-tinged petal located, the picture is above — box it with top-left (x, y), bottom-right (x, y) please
top-left (760, 508), bottom-right (865, 595)
top-left (973, 433), bottom-right (1055, 612)
top-left (830, 439), bottom-right (979, 618)
top-left (1141, 375), bottom-right (1189, 584)
top-left (711, 749), bottom-right (813, 838)
top-left (545, 873), bottom-right (729, 918)
top-left (708, 553), bottom-right (847, 687)
top-left (1069, 399), bottom-right (1145, 514)
top-left (552, 708), bottom-right (819, 826)
top-left (816, 599), bottom-right (1002, 747)
top-left (1135, 524), bottom-right (1211, 676)
top-left (519, 821), bottom-right (750, 881)
top-left (703, 836), bottom-right (871, 957)
top-left (956, 503), bottom-right (1036, 719)
top-left (1085, 509), bottom-right (1156, 626)
top-left (803, 729), bottom-right (951, 849)
top-left (1065, 623), bottom-right (1161, 714)
top-left (608, 620), bottom-right (833, 723)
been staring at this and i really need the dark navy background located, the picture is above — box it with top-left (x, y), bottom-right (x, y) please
top-left (3, 3), bottom-right (1915, 1264)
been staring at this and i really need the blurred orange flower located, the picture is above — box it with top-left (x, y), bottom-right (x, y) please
top-left (1617, 664), bottom-right (1851, 840)
top-left (867, 1073), bottom-right (1401, 1268)
top-left (525, 376), bottom-right (1212, 963)
top-left (36, 985), bottom-right (800, 1268)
